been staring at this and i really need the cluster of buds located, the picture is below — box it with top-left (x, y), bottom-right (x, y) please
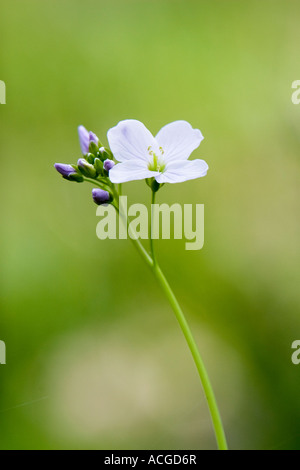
top-left (54, 126), bottom-right (116, 205)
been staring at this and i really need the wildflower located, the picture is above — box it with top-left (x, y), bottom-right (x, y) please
top-left (107, 120), bottom-right (208, 184)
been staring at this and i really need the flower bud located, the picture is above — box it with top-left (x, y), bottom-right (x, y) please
top-left (55, 163), bottom-right (76, 177)
top-left (54, 163), bottom-right (84, 182)
top-left (94, 158), bottom-right (104, 175)
top-left (89, 141), bottom-right (99, 156)
top-left (89, 131), bottom-right (99, 146)
top-left (78, 126), bottom-right (100, 155)
top-left (103, 159), bottom-right (115, 172)
top-left (86, 153), bottom-right (95, 164)
top-left (68, 173), bottom-right (85, 182)
top-left (98, 147), bottom-right (113, 162)
top-left (92, 188), bottom-right (112, 205)
top-left (77, 158), bottom-right (97, 178)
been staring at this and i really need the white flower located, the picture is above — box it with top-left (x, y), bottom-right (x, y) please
top-left (107, 120), bottom-right (208, 184)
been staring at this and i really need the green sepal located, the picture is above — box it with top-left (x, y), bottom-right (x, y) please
top-left (105, 191), bottom-right (114, 203)
top-left (98, 147), bottom-right (113, 162)
top-left (152, 180), bottom-right (161, 192)
top-left (64, 173), bottom-right (84, 183)
top-left (94, 158), bottom-right (104, 176)
top-left (86, 153), bottom-right (95, 164)
top-left (78, 160), bottom-right (97, 178)
top-left (146, 177), bottom-right (161, 192)
top-left (89, 141), bottom-right (99, 156)
top-left (104, 147), bottom-right (113, 159)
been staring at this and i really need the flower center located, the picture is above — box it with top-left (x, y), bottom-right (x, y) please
top-left (147, 146), bottom-right (166, 172)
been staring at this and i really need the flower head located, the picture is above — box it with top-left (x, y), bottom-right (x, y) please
top-left (107, 120), bottom-right (208, 184)
top-left (78, 125), bottom-right (99, 155)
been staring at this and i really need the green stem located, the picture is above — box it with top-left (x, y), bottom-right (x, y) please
top-left (83, 177), bottom-right (107, 186)
top-left (86, 177), bottom-right (228, 449)
top-left (149, 190), bottom-right (157, 267)
top-left (83, 176), bottom-right (111, 193)
top-left (84, 177), bottom-right (152, 268)
top-left (130, 233), bottom-right (153, 268)
top-left (133, 191), bottom-right (228, 450)
top-left (151, 263), bottom-right (228, 450)
top-left (116, 199), bottom-right (153, 269)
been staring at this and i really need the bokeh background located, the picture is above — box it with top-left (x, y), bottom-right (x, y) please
top-left (1, 0), bottom-right (300, 450)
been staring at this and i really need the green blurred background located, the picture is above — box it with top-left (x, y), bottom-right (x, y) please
top-left (1, 0), bottom-right (300, 450)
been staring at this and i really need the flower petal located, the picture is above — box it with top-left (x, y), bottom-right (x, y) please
top-left (155, 121), bottom-right (204, 163)
top-left (155, 159), bottom-right (208, 184)
top-left (78, 126), bottom-right (90, 155)
top-left (109, 160), bottom-right (159, 184)
top-left (107, 120), bottom-right (156, 163)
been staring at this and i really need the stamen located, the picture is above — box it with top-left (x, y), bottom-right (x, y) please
top-left (147, 145), bottom-right (166, 172)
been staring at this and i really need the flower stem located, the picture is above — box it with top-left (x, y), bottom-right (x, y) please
top-left (132, 190), bottom-right (228, 450)
top-left (87, 178), bottom-right (228, 449)
top-left (149, 190), bottom-right (157, 267)
top-left (151, 262), bottom-right (228, 450)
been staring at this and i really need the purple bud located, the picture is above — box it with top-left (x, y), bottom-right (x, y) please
top-left (89, 131), bottom-right (99, 147)
top-left (78, 126), bottom-right (99, 155)
top-left (54, 163), bottom-right (76, 177)
top-left (92, 188), bottom-right (111, 205)
top-left (78, 126), bottom-right (90, 155)
top-left (103, 159), bottom-right (115, 172)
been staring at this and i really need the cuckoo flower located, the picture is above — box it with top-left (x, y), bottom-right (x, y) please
top-left (107, 120), bottom-right (208, 184)
top-left (53, 118), bottom-right (228, 450)
top-left (78, 125), bottom-right (99, 155)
